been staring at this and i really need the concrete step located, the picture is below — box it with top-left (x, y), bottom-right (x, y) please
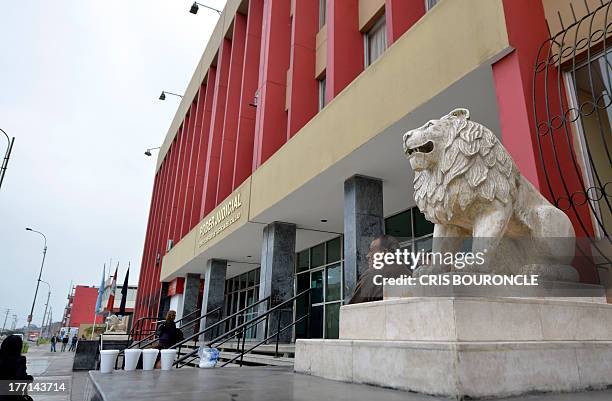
top-left (176, 348), bottom-right (294, 368)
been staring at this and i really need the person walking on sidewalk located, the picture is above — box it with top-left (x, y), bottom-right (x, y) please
top-left (68, 335), bottom-right (77, 352)
top-left (60, 335), bottom-right (68, 352)
top-left (50, 334), bottom-right (57, 352)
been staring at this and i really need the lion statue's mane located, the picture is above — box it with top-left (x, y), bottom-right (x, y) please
top-left (413, 117), bottom-right (519, 224)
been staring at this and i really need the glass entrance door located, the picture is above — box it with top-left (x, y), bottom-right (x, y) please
top-left (294, 237), bottom-right (343, 339)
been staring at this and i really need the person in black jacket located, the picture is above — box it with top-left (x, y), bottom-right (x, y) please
top-left (154, 310), bottom-right (183, 369)
top-left (0, 335), bottom-right (34, 401)
top-left (156, 310), bottom-right (182, 349)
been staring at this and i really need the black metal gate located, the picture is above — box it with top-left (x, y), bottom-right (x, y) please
top-left (533, 0), bottom-right (612, 269)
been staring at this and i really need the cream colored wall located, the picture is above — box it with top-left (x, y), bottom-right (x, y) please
top-left (159, 0), bottom-right (511, 279)
top-left (160, 178), bottom-right (252, 280)
top-left (359, 0), bottom-right (385, 31)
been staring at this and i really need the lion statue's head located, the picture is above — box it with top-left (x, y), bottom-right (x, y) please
top-left (402, 108), bottom-right (519, 223)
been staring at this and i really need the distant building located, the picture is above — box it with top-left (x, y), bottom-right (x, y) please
top-left (62, 285), bottom-right (103, 330)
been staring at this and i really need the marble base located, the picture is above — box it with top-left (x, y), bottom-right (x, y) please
top-left (294, 298), bottom-right (612, 399)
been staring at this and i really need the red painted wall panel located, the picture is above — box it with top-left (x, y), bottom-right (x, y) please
top-left (325, 0), bottom-right (363, 103)
top-left (287, 0), bottom-right (319, 139)
top-left (202, 39), bottom-right (232, 216)
top-left (385, 0), bottom-right (425, 45)
top-left (252, 0), bottom-right (292, 169)
top-left (180, 100), bottom-right (200, 236)
top-left (494, 0), bottom-right (596, 282)
top-left (233, 0), bottom-right (264, 188)
top-left (217, 13), bottom-right (247, 202)
top-left (195, 69), bottom-right (217, 222)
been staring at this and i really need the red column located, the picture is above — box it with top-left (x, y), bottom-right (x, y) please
top-left (194, 69), bottom-right (217, 223)
top-left (180, 100), bottom-right (201, 238)
top-left (287, 0), bottom-right (319, 138)
top-left (233, 0), bottom-right (264, 188)
top-left (173, 116), bottom-right (192, 242)
top-left (494, 0), bottom-right (596, 279)
top-left (252, 0), bottom-right (292, 169)
top-left (136, 172), bottom-right (160, 322)
top-left (385, 0), bottom-right (425, 45)
top-left (202, 39), bottom-right (232, 216)
top-left (217, 13), bottom-right (247, 202)
top-left (325, 0), bottom-right (363, 103)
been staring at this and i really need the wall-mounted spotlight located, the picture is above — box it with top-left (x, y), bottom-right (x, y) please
top-left (144, 146), bottom-right (161, 157)
top-left (159, 91), bottom-right (183, 101)
top-left (189, 2), bottom-right (222, 15)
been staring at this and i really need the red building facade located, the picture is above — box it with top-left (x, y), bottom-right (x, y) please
top-left (135, 0), bottom-right (611, 328)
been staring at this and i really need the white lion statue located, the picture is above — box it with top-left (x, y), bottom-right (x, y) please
top-left (402, 108), bottom-right (578, 281)
top-left (105, 314), bottom-right (128, 333)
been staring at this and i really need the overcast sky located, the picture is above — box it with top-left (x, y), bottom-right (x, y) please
top-left (0, 0), bottom-right (225, 329)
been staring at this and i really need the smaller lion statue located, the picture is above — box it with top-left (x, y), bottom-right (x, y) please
top-left (402, 108), bottom-right (578, 281)
top-left (105, 314), bottom-right (128, 333)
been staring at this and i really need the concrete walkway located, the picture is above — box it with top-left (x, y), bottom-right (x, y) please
top-left (88, 365), bottom-right (612, 401)
top-left (25, 344), bottom-right (74, 401)
top-left (23, 343), bottom-right (90, 401)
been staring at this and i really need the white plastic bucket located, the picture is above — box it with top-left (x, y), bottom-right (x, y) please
top-left (99, 350), bottom-right (119, 373)
top-left (142, 349), bottom-right (159, 371)
top-left (160, 349), bottom-right (178, 370)
top-left (123, 349), bottom-right (142, 371)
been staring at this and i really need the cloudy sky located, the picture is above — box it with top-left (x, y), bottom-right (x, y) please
top-left (0, 0), bottom-right (225, 329)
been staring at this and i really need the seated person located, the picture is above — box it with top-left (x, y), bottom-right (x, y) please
top-left (348, 235), bottom-right (410, 304)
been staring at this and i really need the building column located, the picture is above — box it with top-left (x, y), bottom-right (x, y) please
top-left (200, 259), bottom-right (227, 341)
top-left (325, 0), bottom-right (363, 103)
top-left (258, 222), bottom-right (296, 343)
top-left (181, 273), bottom-right (202, 337)
top-left (385, 0), bottom-right (425, 45)
top-left (343, 175), bottom-right (384, 304)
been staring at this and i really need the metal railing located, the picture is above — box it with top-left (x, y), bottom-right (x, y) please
top-left (172, 288), bottom-right (312, 368)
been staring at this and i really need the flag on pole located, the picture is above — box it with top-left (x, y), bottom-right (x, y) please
top-left (95, 264), bottom-right (106, 314)
top-left (119, 263), bottom-right (130, 315)
top-left (106, 265), bottom-right (118, 312)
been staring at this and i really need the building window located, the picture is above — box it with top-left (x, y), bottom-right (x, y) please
top-left (223, 267), bottom-right (260, 339)
top-left (364, 16), bottom-right (387, 67)
top-left (384, 206), bottom-right (434, 268)
top-left (425, 0), bottom-right (438, 11)
top-left (319, 0), bottom-right (326, 29)
top-left (318, 78), bottom-right (326, 111)
top-left (294, 236), bottom-right (343, 340)
top-left (566, 49), bottom-right (612, 238)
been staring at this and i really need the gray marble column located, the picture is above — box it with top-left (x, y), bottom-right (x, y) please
top-left (258, 222), bottom-right (296, 343)
top-left (343, 175), bottom-right (384, 303)
top-left (181, 273), bottom-right (201, 337)
top-left (200, 259), bottom-right (227, 341)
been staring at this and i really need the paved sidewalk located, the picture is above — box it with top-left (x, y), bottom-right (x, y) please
top-left (89, 366), bottom-right (612, 401)
top-left (24, 344), bottom-right (91, 401)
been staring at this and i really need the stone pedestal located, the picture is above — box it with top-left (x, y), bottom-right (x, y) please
top-left (294, 297), bottom-right (612, 399)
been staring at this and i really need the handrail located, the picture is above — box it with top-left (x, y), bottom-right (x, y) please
top-left (173, 288), bottom-right (311, 368)
top-left (126, 308), bottom-right (199, 346)
top-left (129, 306), bottom-right (222, 351)
top-left (170, 295), bottom-right (271, 351)
top-left (220, 312), bottom-right (309, 367)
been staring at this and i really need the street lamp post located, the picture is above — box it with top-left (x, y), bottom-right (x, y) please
top-left (0, 128), bottom-right (15, 191)
top-left (38, 280), bottom-right (51, 341)
top-left (25, 228), bottom-right (47, 342)
top-left (1, 308), bottom-right (10, 336)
